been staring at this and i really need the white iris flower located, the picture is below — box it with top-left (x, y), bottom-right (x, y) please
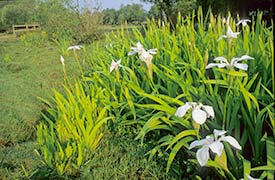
top-left (128, 42), bottom-right (157, 79)
top-left (236, 19), bottom-right (251, 27)
top-left (67, 45), bottom-right (83, 51)
top-left (139, 50), bottom-right (153, 65)
top-left (218, 26), bottom-right (240, 41)
top-left (128, 42), bottom-right (145, 56)
top-left (60, 55), bottom-right (65, 66)
top-left (189, 129), bottom-right (242, 166)
top-left (128, 42), bottom-right (157, 57)
top-left (110, 59), bottom-right (122, 73)
top-left (175, 102), bottom-right (214, 125)
top-left (205, 55), bottom-right (254, 71)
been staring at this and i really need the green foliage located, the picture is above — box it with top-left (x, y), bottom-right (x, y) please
top-left (101, 4), bottom-right (147, 25)
top-left (101, 8), bottom-right (118, 25)
top-left (145, 0), bottom-right (272, 22)
top-left (34, 0), bottom-right (80, 40)
top-left (19, 31), bottom-right (48, 46)
top-left (196, 0), bottom-right (273, 18)
top-left (145, 0), bottom-right (197, 22)
top-left (23, 5), bottom-right (273, 179)
top-left (118, 4), bottom-right (147, 24)
top-left (81, 7), bottom-right (274, 179)
top-left (172, 0), bottom-right (197, 18)
top-left (0, 0), bottom-right (102, 43)
top-left (36, 81), bottom-right (112, 177)
top-left (0, 1), bottom-right (32, 31)
top-left (81, 133), bottom-right (178, 179)
top-left (147, 4), bottom-right (161, 20)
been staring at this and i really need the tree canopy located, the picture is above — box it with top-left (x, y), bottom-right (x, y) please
top-left (143, 0), bottom-right (273, 21)
top-left (101, 4), bottom-right (147, 25)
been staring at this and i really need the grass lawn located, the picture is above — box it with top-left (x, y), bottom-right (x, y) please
top-left (0, 34), bottom-right (80, 178)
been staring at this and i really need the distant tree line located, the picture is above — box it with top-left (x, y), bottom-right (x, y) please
top-left (101, 4), bottom-right (147, 25)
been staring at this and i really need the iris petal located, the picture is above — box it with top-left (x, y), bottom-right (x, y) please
top-left (192, 109), bottom-right (207, 124)
top-left (209, 141), bottom-right (224, 156)
top-left (217, 35), bottom-right (227, 41)
top-left (206, 63), bottom-right (221, 69)
top-left (221, 136), bottom-right (242, 150)
top-left (147, 48), bottom-right (157, 54)
top-left (197, 147), bottom-right (210, 166)
top-left (202, 105), bottom-right (215, 118)
top-left (214, 56), bottom-right (228, 64)
top-left (213, 129), bottom-right (227, 140)
top-left (234, 63), bottom-right (248, 71)
top-left (189, 139), bottom-right (207, 149)
top-left (175, 104), bottom-right (192, 117)
top-left (127, 51), bottom-right (137, 56)
top-left (236, 55), bottom-right (254, 62)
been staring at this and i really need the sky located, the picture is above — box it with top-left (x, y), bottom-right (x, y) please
top-left (78, 0), bottom-right (153, 11)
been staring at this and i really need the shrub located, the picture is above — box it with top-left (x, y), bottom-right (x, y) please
top-left (0, 4), bottom-right (30, 31)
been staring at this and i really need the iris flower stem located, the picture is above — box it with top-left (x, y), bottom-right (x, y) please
top-left (192, 121), bottom-right (200, 139)
top-left (223, 74), bottom-right (234, 129)
top-left (223, 167), bottom-right (237, 180)
top-left (228, 38), bottom-right (232, 60)
top-left (224, 167), bottom-right (237, 180)
top-left (62, 65), bottom-right (67, 83)
top-left (214, 150), bottom-right (237, 180)
top-left (73, 49), bottom-right (84, 77)
top-left (115, 69), bottom-right (120, 81)
top-left (147, 62), bottom-right (153, 81)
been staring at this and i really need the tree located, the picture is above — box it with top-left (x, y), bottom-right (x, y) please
top-left (101, 4), bottom-right (147, 25)
top-left (101, 8), bottom-right (118, 25)
top-left (117, 4), bottom-right (147, 24)
top-left (0, 0), bottom-right (36, 31)
top-left (148, 4), bottom-right (161, 20)
top-left (0, 0), bottom-right (102, 42)
top-left (144, 0), bottom-right (273, 22)
top-left (143, 0), bottom-right (196, 23)
top-left (173, 0), bottom-right (196, 17)
top-left (142, 0), bottom-right (177, 20)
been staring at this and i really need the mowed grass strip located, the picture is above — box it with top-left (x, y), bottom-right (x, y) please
top-left (0, 34), bottom-right (80, 178)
